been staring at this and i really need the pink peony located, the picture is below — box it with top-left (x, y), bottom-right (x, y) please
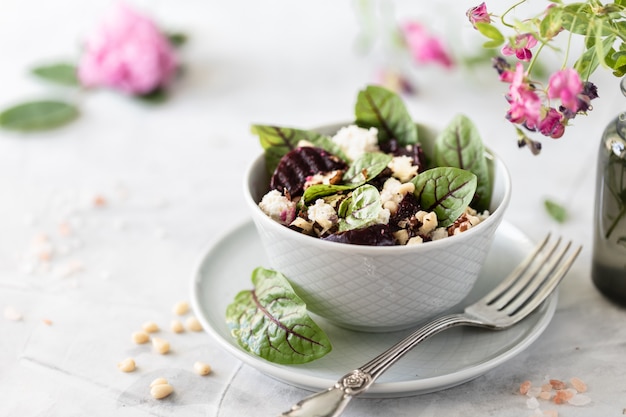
top-left (401, 22), bottom-right (454, 69)
top-left (78, 3), bottom-right (178, 95)
top-left (548, 68), bottom-right (583, 112)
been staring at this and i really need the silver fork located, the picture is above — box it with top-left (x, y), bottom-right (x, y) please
top-left (279, 234), bottom-right (581, 417)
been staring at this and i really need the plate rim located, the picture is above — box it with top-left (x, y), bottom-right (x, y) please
top-left (190, 220), bottom-right (557, 397)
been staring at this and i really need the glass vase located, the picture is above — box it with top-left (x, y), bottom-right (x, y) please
top-left (591, 77), bottom-right (626, 305)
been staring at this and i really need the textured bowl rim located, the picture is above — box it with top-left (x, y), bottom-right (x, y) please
top-left (244, 125), bottom-right (512, 254)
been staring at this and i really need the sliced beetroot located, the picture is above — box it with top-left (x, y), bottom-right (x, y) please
top-left (270, 147), bottom-right (347, 197)
top-left (322, 224), bottom-right (395, 246)
top-left (389, 192), bottom-right (421, 231)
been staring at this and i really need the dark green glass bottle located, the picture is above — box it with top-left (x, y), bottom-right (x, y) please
top-left (592, 78), bottom-right (626, 305)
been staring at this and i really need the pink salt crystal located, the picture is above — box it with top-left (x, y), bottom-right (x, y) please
top-left (541, 383), bottom-right (553, 392)
top-left (538, 391), bottom-right (552, 401)
top-left (93, 195), bottom-right (107, 207)
top-left (528, 386), bottom-right (542, 398)
top-left (568, 394), bottom-right (591, 406)
top-left (58, 221), bottom-right (72, 236)
top-left (570, 377), bottom-right (587, 393)
top-left (526, 396), bottom-right (540, 409)
top-left (549, 379), bottom-right (566, 390)
top-left (520, 380), bottom-right (532, 395)
top-left (553, 389), bottom-right (574, 404)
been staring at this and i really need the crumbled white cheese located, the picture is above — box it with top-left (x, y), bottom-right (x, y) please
top-left (415, 211), bottom-right (438, 235)
top-left (407, 235), bottom-right (424, 245)
top-left (331, 125), bottom-right (380, 161)
top-left (259, 190), bottom-right (296, 225)
top-left (380, 178), bottom-right (415, 209)
top-left (388, 155), bottom-right (419, 182)
top-left (431, 227), bottom-right (449, 240)
top-left (307, 199), bottom-right (338, 233)
top-left (304, 170), bottom-right (343, 189)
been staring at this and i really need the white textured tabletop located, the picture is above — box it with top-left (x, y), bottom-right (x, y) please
top-left (1, 1), bottom-right (625, 416)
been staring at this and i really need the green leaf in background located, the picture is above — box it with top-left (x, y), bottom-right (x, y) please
top-left (354, 85), bottom-right (418, 146)
top-left (544, 199), bottom-right (567, 223)
top-left (434, 114), bottom-right (492, 212)
top-left (343, 152), bottom-right (393, 184)
top-left (411, 167), bottom-right (477, 228)
top-left (338, 184), bottom-right (385, 231)
top-left (250, 125), bottom-right (346, 174)
top-left (166, 32), bottom-right (188, 48)
top-left (225, 267), bottom-right (332, 365)
top-left (0, 100), bottom-right (79, 132)
top-left (31, 63), bottom-right (79, 86)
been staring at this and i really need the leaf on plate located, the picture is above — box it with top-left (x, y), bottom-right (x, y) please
top-left (226, 267), bottom-right (332, 365)
top-left (544, 199), bottom-right (567, 223)
top-left (343, 152), bottom-right (393, 184)
top-left (0, 100), bottom-right (79, 132)
top-left (434, 114), bottom-right (492, 212)
top-left (250, 125), bottom-right (347, 175)
top-left (31, 62), bottom-right (79, 86)
top-left (411, 167), bottom-right (477, 228)
top-left (354, 85), bottom-right (418, 146)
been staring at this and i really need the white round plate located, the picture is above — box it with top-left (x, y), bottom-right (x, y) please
top-left (190, 220), bottom-right (557, 398)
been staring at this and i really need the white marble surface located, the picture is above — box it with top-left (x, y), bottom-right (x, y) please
top-left (1, 1), bottom-right (625, 416)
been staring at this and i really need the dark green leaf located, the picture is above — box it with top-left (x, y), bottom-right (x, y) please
top-left (434, 114), bottom-right (492, 212)
top-left (411, 167), bottom-right (477, 228)
top-left (540, 7), bottom-right (563, 39)
top-left (302, 183), bottom-right (355, 205)
top-left (166, 32), bottom-right (187, 47)
top-left (544, 199), bottom-right (567, 223)
top-left (575, 35), bottom-right (616, 77)
top-left (338, 184), bottom-right (385, 231)
top-left (31, 63), bottom-right (78, 86)
top-left (343, 152), bottom-right (393, 184)
top-left (226, 267), bottom-right (332, 365)
top-left (354, 85), bottom-right (418, 146)
top-left (250, 125), bottom-right (345, 174)
top-left (0, 100), bottom-right (79, 132)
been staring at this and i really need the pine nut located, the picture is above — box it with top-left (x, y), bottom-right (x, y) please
top-left (150, 383), bottom-right (173, 399)
top-left (142, 321), bottom-right (159, 333)
top-left (149, 377), bottom-right (168, 387)
top-left (185, 316), bottom-right (202, 332)
top-left (151, 337), bottom-right (170, 354)
top-left (132, 331), bottom-right (150, 344)
top-left (172, 301), bottom-right (189, 316)
top-left (170, 319), bottom-right (184, 333)
top-left (117, 358), bottom-right (136, 372)
top-left (193, 361), bottom-right (211, 376)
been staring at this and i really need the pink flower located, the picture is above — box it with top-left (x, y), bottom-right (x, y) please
top-left (502, 33), bottom-right (538, 61)
top-left (504, 63), bottom-right (541, 127)
top-left (467, 3), bottom-right (490, 28)
top-left (401, 22), bottom-right (454, 69)
top-left (78, 3), bottom-right (178, 95)
top-left (538, 108), bottom-right (565, 138)
top-left (548, 68), bottom-right (583, 112)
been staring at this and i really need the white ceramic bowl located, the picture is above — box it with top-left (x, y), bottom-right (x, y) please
top-left (244, 125), bottom-right (511, 332)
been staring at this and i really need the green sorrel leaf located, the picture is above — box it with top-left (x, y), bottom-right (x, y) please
top-left (411, 167), bottom-right (477, 228)
top-left (544, 199), bottom-right (567, 223)
top-left (0, 100), bottom-right (79, 131)
top-left (166, 32), bottom-right (188, 47)
top-left (31, 63), bottom-right (79, 86)
top-left (475, 22), bottom-right (504, 48)
top-left (343, 152), bottom-right (393, 184)
top-left (434, 114), bottom-right (492, 212)
top-left (302, 183), bottom-right (355, 205)
top-left (354, 85), bottom-right (418, 146)
top-left (250, 125), bottom-right (346, 174)
top-left (338, 184), bottom-right (385, 231)
top-left (225, 267), bottom-right (332, 365)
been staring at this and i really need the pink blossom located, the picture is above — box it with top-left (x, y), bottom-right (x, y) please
top-left (504, 63), bottom-right (541, 126)
top-left (466, 3), bottom-right (490, 28)
top-left (501, 33), bottom-right (538, 61)
top-left (78, 3), bottom-right (178, 95)
top-left (548, 68), bottom-right (583, 112)
top-left (401, 22), bottom-right (454, 68)
top-left (538, 108), bottom-right (565, 138)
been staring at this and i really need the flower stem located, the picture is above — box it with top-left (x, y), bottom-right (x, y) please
top-left (501, 0), bottom-right (527, 28)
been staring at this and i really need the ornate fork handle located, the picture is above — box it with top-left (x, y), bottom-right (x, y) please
top-left (281, 313), bottom-right (483, 417)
